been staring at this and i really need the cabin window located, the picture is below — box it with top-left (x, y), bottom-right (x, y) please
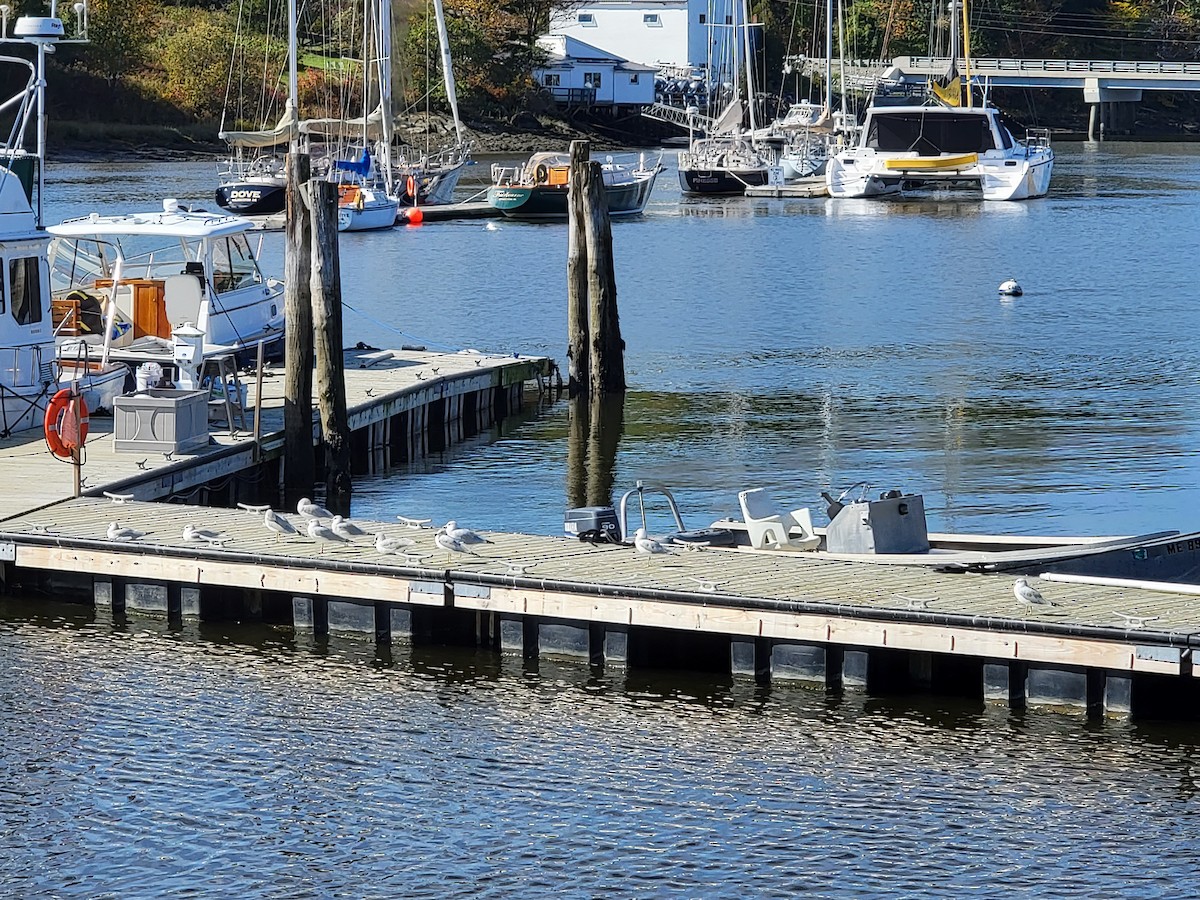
top-left (866, 113), bottom-right (995, 155)
top-left (544, 73), bottom-right (561, 87)
top-left (577, 12), bottom-right (594, 24)
top-left (9, 256), bottom-right (42, 326)
top-left (211, 236), bottom-right (261, 293)
top-left (643, 13), bottom-right (660, 24)
top-left (584, 72), bottom-right (602, 90)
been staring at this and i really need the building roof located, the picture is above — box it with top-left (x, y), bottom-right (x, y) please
top-left (536, 34), bottom-right (660, 72)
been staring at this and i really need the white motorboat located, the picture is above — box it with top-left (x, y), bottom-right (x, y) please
top-left (825, 103), bottom-right (1054, 201)
top-left (49, 201), bottom-right (285, 366)
top-left (0, 11), bottom-right (127, 436)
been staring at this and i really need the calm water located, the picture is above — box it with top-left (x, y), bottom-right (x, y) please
top-left (4, 143), bottom-right (1198, 894)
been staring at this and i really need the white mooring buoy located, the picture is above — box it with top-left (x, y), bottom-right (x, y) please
top-left (998, 277), bottom-right (1023, 297)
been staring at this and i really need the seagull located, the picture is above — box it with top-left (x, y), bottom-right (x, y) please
top-left (435, 530), bottom-right (481, 561)
top-left (263, 509), bottom-right (298, 536)
top-left (331, 515), bottom-right (366, 539)
top-left (107, 522), bottom-right (145, 542)
top-left (237, 502), bottom-right (272, 514)
top-left (104, 492), bottom-right (135, 504)
top-left (396, 515), bottom-right (433, 529)
top-left (307, 518), bottom-right (348, 552)
top-left (375, 532), bottom-right (416, 555)
top-left (182, 524), bottom-right (227, 544)
top-left (633, 527), bottom-right (672, 557)
top-left (298, 497), bottom-right (333, 520)
top-left (441, 520), bottom-right (491, 545)
top-left (1013, 577), bottom-right (1056, 610)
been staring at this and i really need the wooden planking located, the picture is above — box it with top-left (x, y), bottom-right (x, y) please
top-left (0, 347), bottom-right (551, 523)
top-left (4, 498), bottom-right (1200, 667)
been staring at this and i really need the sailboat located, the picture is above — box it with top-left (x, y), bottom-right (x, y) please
top-left (302, 0), bottom-right (399, 231)
top-left (677, 0), bottom-right (773, 195)
top-left (393, 0), bottom-right (472, 209)
top-left (825, 0), bottom-right (1053, 201)
top-left (0, 10), bottom-right (127, 435)
top-left (214, 0), bottom-right (300, 216)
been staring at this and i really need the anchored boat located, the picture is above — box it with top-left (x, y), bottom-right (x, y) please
top-left (486, 152), bottom-right (663, 220)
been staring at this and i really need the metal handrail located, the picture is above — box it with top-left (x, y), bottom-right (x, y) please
top-left (617, 480), bottom-right (686, 544)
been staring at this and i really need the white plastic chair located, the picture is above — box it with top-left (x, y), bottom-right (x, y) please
top-left (738, 488), bottom-right (821, 551)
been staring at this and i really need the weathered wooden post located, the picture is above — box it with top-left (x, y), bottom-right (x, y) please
top-left (309, 180), bottom-right (352, 516)
top-left (566, 139), bottom-right (590, 396)
top-left (580, 159), bottom-right (625, 394)
top-left (283, 152), bottom-right (314, 507)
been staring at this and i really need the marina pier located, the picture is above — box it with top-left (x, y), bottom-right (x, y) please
top-left (4, 490), bottom-right (1200, 721)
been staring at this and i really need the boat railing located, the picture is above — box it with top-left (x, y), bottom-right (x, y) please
top-left (617, 480), bottom-right (687, 544)
top-left (490, 163), bottom-right (524, 186)
top-left (1025, 127), bottom-right (1052, 153)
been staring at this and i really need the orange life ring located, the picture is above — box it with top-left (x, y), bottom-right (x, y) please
top-left (406, 175), bottom-right (417, 201)
top-left (45, 388), bottom-right (89, 458)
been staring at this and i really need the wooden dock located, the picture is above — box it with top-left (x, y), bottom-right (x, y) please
top-left (745, 176), bottom-right (829, 198)
top-left (3, 493), bottom-right (1199, 720)
top-left (0, 346), bottom-right (552, 521)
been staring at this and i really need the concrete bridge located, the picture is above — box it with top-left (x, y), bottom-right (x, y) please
top-left (799, 56), bottom-right (1200, 139)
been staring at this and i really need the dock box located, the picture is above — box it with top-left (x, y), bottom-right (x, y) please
top-left (825, 492), bottom-right (930, 555)
top-left (113, 389), bottom-right (209, 454)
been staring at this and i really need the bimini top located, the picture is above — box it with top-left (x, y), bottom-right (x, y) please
top-left (48, 199), bottom-right (258, 240)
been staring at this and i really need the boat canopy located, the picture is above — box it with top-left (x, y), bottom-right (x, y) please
top-left (49, 203), bottom-right (259, 240)
top-left (218, 107), bottom-right (299, 149)
top-left (299, 105), bottom-right (387, 140)
top-left (864, 107), bottom-right (1001, 155)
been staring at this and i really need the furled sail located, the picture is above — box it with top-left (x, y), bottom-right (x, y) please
top-left (298, 105), bottom-right (387, 139)
top-left (219, 107), bottom-right (299, 148)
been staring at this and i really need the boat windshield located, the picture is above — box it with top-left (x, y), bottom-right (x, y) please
top-left (866, 112), bottom-right (996, 155)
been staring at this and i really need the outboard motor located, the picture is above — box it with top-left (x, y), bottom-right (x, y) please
top-left (825, 490), bottom-right (930, 555)
top-left (565, 506), bottom-right (621, 544)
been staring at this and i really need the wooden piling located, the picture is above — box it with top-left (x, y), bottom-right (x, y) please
top-left (566, 140), bottom-right (590, 396)
top-left (283, 152), bottom-right (315, 507)
top-left (309, 180), bottom-right (352, 516)
top-left (580, 156), bottom-right (625, 395)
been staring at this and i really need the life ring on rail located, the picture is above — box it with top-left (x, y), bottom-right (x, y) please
top-left (406, 175), bottom-right (417, 200)
top-left (45, 388), bottom-right (89, 459)
top-left (534, 164), bottom-right (549, 184)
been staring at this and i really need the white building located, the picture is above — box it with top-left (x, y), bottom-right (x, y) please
top-left (535, 35), bottom-right (658, 110)
top-left (548, 0), bottom-right (739, 71)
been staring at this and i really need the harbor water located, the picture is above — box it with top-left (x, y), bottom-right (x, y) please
top-left (3, 143), bottom-right (1199, 894)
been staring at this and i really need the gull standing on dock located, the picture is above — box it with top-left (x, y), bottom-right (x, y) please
top-left (435, 530), bottom-right (482, 562)
top-left (107, 522), bottom-right (146, 542)
top-left (307, 518), bottom-right (348, 553)
top-left (440, 521), bottom-right (492, 545)
top-left (182, 524), bottom-right (228, 544)
top-left (633, 527), bottom-right (672, 558)
top-left (298, 498), bottom-right (333, 520)
top-left (262, 509), bottom-right (298, 537)
top-left (1014, 577), bottom-right (1056, 610)
top-left (331, 516), bottom-right (367, 539)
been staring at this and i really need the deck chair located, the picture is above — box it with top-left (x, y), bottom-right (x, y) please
top-left (738, 488), bottom-right (821, 551)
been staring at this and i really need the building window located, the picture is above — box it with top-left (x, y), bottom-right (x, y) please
top-left (577, 12), bottom-right (595, 24)
top-left (699, 13), bottom-right (706, 23)
top-left (544, 74), bottom-right (560, 87)
top-left (629, 73), bottom-right (640, 84)
top-left (584, 72), bottom-right (602, 90)
top-left (725, 15), bottom-right (733, 24)
top-left (643, 13), bottom-right (660, 24)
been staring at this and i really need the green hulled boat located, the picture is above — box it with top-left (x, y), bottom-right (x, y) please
top-left (486, 151), bottom-right (663, 220)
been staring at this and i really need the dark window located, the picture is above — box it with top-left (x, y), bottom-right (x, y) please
top-left (725, 15), bottom-right (732, 24)
top-left (9, 256), bottom-right (41, 325)
top-left (866, 113), bottom-right (995, 155)
top-left (699, 13), bottom-right (706, 23)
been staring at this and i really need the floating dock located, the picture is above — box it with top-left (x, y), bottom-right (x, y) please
top-left (745, 177), bottom-right (829, 198)
top-left (3, 489), bottom-right (1200, 720)
top-left (397, 201), bottom-right (501, 224)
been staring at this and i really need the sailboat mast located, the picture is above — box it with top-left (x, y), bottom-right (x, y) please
top-left (824, 0), bottom-right (833, 112)
top-left (740, 0), bottom-right (757, 132)
top-left (287, 0), bottom-right (298, 151)
top-left (377, 0), bottom-right (395, 188)
top-left (431, 0), bottom-right (465, 144)
top-left (960, 0), bottom-right (973, 108)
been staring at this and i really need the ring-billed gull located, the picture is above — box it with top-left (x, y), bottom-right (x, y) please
top-left (182, 524), bottom-right (227, 544)
top-left (263, 509), bottom-right (298, 536)
top-left (440, 521), bottom-right (491, 545)
top-left (298, 497), bottom-right (333, 520)
top-left (331, 515), bottom-right (367, 539)
top-left (1013, 577), bottom-right (1055, 610)
top-left (375, 532), bottom-right (416, 555)
top-left (435, 530), bottom-right (481, 562)
top-left (307, 518), bottom-right (348, 552)
top-left (633, 527), bottom-right (672, 558)
top-left (107, 522), bottom-right (145, 542)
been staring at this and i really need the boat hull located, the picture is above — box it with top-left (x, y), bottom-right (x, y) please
top-left (678, 166), bottom-right (770, 195)
top-left (337, 197), bottom-right (398, 232)
top-left (215, 180), bottom-right (287, 216)
top-left (486, 173), bottom-right (657, 220)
